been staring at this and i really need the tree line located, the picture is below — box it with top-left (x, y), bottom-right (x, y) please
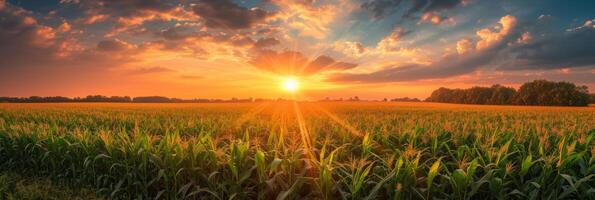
top-left (0, 95), bottom-right (269, 103)
top-left (1, 80), bottom-right (592, 105)
top-left (426, 80), bottom-right (592, 106)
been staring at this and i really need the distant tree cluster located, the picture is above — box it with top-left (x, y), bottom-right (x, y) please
top-left (390, 97), bottom-right (421, 102)
top-left (81, 95), bottom-right (131, 102)
top-left (320, 96), bottom-right (361, 102)
top-left (0, 95), bottom-right (131, 103)
top-left (0, 95), bottom-right (266, 103)
top-left (426, 80), bottom-right (591, 106)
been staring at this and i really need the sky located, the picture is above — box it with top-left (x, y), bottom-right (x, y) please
top-left (0, 0), bottom-right (594, 100)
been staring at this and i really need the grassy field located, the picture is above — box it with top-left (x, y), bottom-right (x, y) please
top-left (0, 102), bottom-right (593, 199)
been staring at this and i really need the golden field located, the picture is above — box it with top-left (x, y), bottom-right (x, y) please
top-left (0, 102), bottom-right (593, 199)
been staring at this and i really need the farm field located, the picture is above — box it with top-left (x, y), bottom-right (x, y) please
top-left (0, 102), bottom-right (594, 199)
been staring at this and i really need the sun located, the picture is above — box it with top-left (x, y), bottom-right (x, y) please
top-left (282, 77), bottom-right (300, 92)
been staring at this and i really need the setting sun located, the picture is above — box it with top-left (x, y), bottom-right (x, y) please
top-left (282, 78), bottom-right (300, 92)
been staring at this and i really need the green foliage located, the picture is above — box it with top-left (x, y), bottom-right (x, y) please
top-left (426, 80), bottom-right (591, 106)
top-left (0, 102), bottom-right (593, 199)
top-left (0, 172), bottom-right (102, 200)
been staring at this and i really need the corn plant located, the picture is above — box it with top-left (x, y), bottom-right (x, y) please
top-left (0, 102), bottom-right (592, 199)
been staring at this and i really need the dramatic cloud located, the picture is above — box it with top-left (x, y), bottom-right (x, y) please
top-left (0, 2), bottom-right (61, 68)
top-left (1, 0), bottom-right (593, 98)
top-left (456, 38), bottom-right (474, 54)
top-left (271, 0), bottom-right (353, 39)
top-left (70, 0), bottom-right (196, 35)
top-left (330, 15), bottom-right (595, 83)
top-left (333, 41), bottom-right (367, 57)
top-left (158, 23), bottom-right (210, 40)
top-left (476, 15), bottom-right (517, 50)
top-left (96, 39), bottom-right (134, 52)
top-left (306, 55), bottom-right (358, 74)
top-left (329, 15), bottom-right (518, 82)
top-left (329, 47), bottom-right (499, 82)
top-left (249, 50), bottom-right (357, 76)
top-left (419, 12), bottom-right (454, 25)
top-left (191, 0), bottom-right (272, 30)
top-left (362, 0), bottom-right (466, 20)
top-left (377, 27), bottom-right (412, 52)
top-left (253, 37), bottom-right (280, 49)
top-left (501, 25), bottom-right (595, 70)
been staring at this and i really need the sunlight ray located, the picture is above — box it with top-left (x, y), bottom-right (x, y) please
top-left (233, 102), bottom-right (271, 129)
top-left (312, 104), bottom-right (364, 137)
top-left (292, 101), bottom-right (315, 160)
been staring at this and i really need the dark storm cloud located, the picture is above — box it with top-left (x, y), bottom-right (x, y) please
top-left (191, 0), bottom-right (273, 30)
top-left (249, 50), bottom-right (358, 76)
top-left (361, 0), bottom-right (465, 19)
top-left (501, 28), bottom-right (595, 70)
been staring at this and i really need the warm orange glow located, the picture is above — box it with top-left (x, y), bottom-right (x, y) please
top-left (282, 77), bottom-right (300, 92)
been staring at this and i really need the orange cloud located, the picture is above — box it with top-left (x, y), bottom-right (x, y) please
top-left (566, 19), bottom-right (595, 32)
top-left (272, 0), bottom-right (354, 39)
top-left (515, 32), bottom-right (531, 44)
top-left (419, 12), bottom-right (455, 25)
top-left (476, 15), bottom-right (517, 50)
top-left (456, 38), bottom-right (474, 54)
top-left (81, 14), bottom-right (109, 24)
top-left (249, 50), bottom-right (357, 76)
top-left (73, 1), bottom-right (197, 36)
top-left (560, 68), bottom-right (570, 74)
top-left (191, 0), bottom-right (272, 30)
top-left (57, 21), bottom-right (71, 33)
top-left (109, 7), bottom-right (196, 36)
top-left (333, 41), bottom-right (367, 57)
top-left (377, 27), bottom-right (409, 52)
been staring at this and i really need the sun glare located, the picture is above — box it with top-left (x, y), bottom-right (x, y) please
top-left (282, 78), bottom-right (300, 92)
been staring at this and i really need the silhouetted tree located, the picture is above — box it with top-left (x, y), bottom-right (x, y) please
top-left (82, 95), bottom-right (131, 102)
top-left (132, 96), bottom-right (171, 103)
top-left (514, 80), bottom-right (589, 106)
top-left (426, 80), bottom-right (589, 106)
top-left (487, 85), bottom-right (516, 105)
top-left (391, 97), bottom-right (421, 102)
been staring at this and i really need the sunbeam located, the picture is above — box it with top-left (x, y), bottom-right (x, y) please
top-left (292, 101), bottom-right (315, 160)
top-left (312, 104), bottom-right (364, 137)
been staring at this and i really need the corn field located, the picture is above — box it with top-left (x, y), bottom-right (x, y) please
top-left (0, 102), bottom-right (594, 199)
